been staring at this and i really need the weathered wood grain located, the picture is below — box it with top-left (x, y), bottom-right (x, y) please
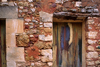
top-left (53, 22), bottom-right (82, 67)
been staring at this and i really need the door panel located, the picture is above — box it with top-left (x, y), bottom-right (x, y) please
top-left (53, 23), bottom-right (82, 67)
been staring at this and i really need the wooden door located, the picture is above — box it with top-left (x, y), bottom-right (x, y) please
top-left (0, 20), bottom-right (6, 67)
top-left (53, 22), bottom-right (82, 67)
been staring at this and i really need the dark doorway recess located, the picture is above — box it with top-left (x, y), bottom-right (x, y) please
top-left (53, 22), bottom-right (82, 67)
top-left (0, 19), bottom-right (6, 67)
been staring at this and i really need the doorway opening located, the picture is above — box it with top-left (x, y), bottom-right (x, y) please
top-left (0, 19), bottom-right (6, 67)
top-left (53, 22), bottom-right (82, 67)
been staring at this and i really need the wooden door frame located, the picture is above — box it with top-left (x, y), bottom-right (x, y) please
top-left (53, 18), bottom-right (86, 67)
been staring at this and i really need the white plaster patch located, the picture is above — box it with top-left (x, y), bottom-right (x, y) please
top-left (39, 11), bottom-right (53, 22)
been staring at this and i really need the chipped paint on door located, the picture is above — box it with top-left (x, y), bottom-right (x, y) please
top-left (53, 22), bottom-right (82, 67)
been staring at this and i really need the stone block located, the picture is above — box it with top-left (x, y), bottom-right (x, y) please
top-left (6, 33), bottom-right (16, 48)
top-left (87, 20), bottom-right (94, 24)
top-left (44, 23), bottom-right (52, 28)
top-left (87, 39), bottom-right (97, 45)
top-left (75, 2), bottom-right (82, 7)
top-left (41, 49), bottom-right (53, 62)
top-left (39, 35), bottom-right (52, 41)
top-left (7, 47), bottom-right (25, 61)
top-left (87, 46), bottom-right (94, 51)
top-left (16, 33), bottom-right (29, 47)
top-left (87, 61), bottom-right (95, 65)
top-left (7, 61), bottom-right (16, 67)
top-left (44, 28), bottom-right (52, 33)
top-left (16, 61), bottom-right (26, 67)
top-left (39, 11), bottom-right (53, 22)
top-left (86, 31), bottom-right (98, 39)
top-left (87, 52), bottom-right (98, 59)
top-left (47, 62), bottom-right (53, 66)
top-left (0, 6), bottom-right (18, 18)
top-left (6, 19), bottom-right (24, 34)
top-left (34, 41), bottom-right (45, 49)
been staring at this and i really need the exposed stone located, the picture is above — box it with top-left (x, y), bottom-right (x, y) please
top-left (0, 6), bottom-right (18, 18)
top-left (87, 39), bottom-right (97, 44)
top-left (44, 28), bottom-right (52, 33)
top-left (75, 2), bottom-right (82, 7)
top-left (44, 42), bottom-right (52, 49)
top-left (34, 61), bottom-right (46, 66)
top-left (31, 63), bottom-right (34, 66)
top-left (39, 11), bottom-right (53, 22)
top-left (8, 2), bottom-right (14, 6)
top-left (28, 0), bottom-right (33, 2)
top-left (31, 8), bottom-right (35, 12)
top-left (41, 49), bottom-right (53, 62)
top-left (16, 33), bottom-right (29, 47)
top-left (44, 23), bottom-right (52, 28)
top-left (39, 25), bottom-right (43, 27)
top-left (87, 61), bottom-right (95, 65)
top-left (87, 31), bottom-right (98, 39)
top-left (87, 20), bottom-right (94, 24)
top-left (25, 18), bottom-right (31, 22)
top-left (87, 46), bottom-right (94, 51)
top-left (44, 35), bottom-right (52, 41)
top-left (23, 9), bottom-right (28, 12)
top-left (39, 35), bottom-right (45, 41)
top-left (34, 41), bottom-right (45, 49)
top-left (87, 52), bottom-right (98, 59)
top-left (47, 62), bottom-right (53, 66)
top-left (95, 60), bottom-right (100, 65)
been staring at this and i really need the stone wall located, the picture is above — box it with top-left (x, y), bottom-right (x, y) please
top-left (0, 0), bottom-right (100, 67)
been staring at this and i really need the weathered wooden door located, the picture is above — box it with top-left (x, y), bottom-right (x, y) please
top-left (53, 22), bottom-right (82, 67)
top-left (0, 20), bottom-right (6, 67)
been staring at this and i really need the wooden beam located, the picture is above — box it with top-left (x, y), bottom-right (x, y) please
top-left (53, 18), bottom-right (83, 23)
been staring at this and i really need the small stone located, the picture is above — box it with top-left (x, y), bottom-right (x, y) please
top-left (23, 2), bottom-right (28, 7)
top-left (39, 11), bottom-right (53, 22)
top-left (31, 63), bottom-right (34, 66)
top-left (29, 23), bottom-right (33, 25)
top-left (87, 20), bottom-right (94, 24)
top-left (39, 35), bottom-right (45, 41)
top-left (87, 46), bottom-right (94, 51)
top-left (25, 23), bottom-right (28, 25)
top-left (8, 2), bottom-right (14, 6)
top-left (87, 52), bottom-right (98, 59)
top-left (19, 6), bottom-right (23, 9)
top-left (32, 20), bottom-right (37, 22)
top-left (75, 2), bottom-right (82, 7)
top-left (23, 9), bottom-right (28, 12)
top-left (44, 23), bottom-right (52, 28)
top-left (34, 41), bottom-right (45, 49)
top-left (28, 0), bottom-right (33, 2)
top-left (87, 61), bottom-right (94, 65)
top-left (40, 22), bottom-right (43, 24)
top-left (18, 2), bottom-right (23, 6)
top-left (44, 28), bottom-right (52, 33)
top-left (39, 25), bottom-right (43, 27)
top-left (19, 10), bottom-right (23, 13)
top-left (87, 39), bottom-right (97, 44)
top-left (47, 62), bottom-right (53, 66)
top-left (30, 26), bottom-right (33, 29)
top-left (87, 31), bottom-right (98, 39)
top-left (95, 60), bottom-right (100, 65)
top-left (44, 35), bottom-right (52, 41)
top-left (41, 49), bottom-right (53, 62)
top-left (94, 9), bottom-right (99, 13)
top-left (31, 8), bottom-right (35, 12)
top-left (30, 35), bottom-right (34, 37)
